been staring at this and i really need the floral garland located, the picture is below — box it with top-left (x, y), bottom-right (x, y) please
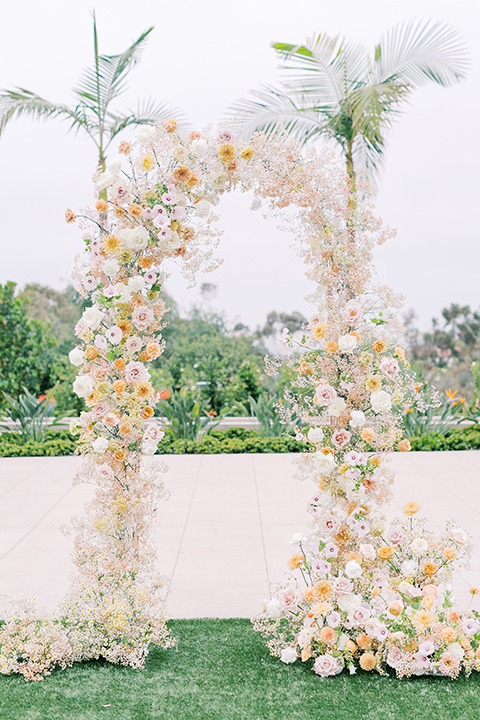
top-left (0, 122), bottom-right (477, 681)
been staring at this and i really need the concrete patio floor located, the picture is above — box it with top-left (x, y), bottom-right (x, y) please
top-left (0, 451), bottom-right (479, 618)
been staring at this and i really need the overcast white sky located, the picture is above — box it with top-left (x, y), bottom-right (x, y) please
top-left (0, 0), bottom-right (478, 330)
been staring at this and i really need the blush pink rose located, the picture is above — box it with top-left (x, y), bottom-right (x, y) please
top-left (313, 382), bottom-right (337, 406)
top-left (313, 654), bottom-right (342, 677)
top-left (132, 306), bottom-right (154, 331)
top-left (125, 361), bottom-right (150, 384)
top-left (331, 429), bottom-right (352, 449)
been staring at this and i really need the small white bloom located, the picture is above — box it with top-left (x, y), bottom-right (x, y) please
top-left (103, 258), bottom-right (120, 278)
top-left (328, 397), bottom-right (347, 417)
top-left (118, 226), bottom-right (150, 252)
top-left (447, 642), bottom-right (465, 660)
top-left (96, 169), bottom-right (115, 190)
top-left (190, 137), bottom-right (208, 156)
top-left (72, 375), bottom-right (95, 398)
top-left (195, 199), bottom-right (211, 217)
top-left (411, 538), bottom-right (429, 555)
top-left (69, 347), bottom-right (85, 367)
top-left (338, 334), bottom-right (358, 353)
top-left (314, 452), bottom-right (336, 476)
top-left (128, 276), bottom-right (146, 293)
top-left (349, 410), bottom-right (366, 428)
top-left (82, 305), bottom-right (105, 331)
top-left (136, 124), bottom-right (157, 143)
top-left (92, 437), bottom-right (109, 453)
top-left (290, 533), bottom-right (306, 545)
top-left (142, 439), bottom-right (158, 456)
top-left (345, 560), bottom-right (362, 579)
top-left (370, 389), bottom-right (392, 414)
top-left (280, 647), bottom-right (297, 664)
top-left (307, 427), bottom-right (324, 444)
top-left (266, 598), bottom-right (282, 616)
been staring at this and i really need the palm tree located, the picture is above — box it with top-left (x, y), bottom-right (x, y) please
top-left (234, 19), bottom-right (469, 192)
top-left (0, 13), bottom-right (181, 171)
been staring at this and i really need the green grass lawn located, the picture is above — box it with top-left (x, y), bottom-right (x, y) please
top-left (2, 619), bottom-right (480, 720)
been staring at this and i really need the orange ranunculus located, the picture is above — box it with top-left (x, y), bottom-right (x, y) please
top-left (114, 358), bottom-right (126, 371)
top-left (112, 380), bottom-right (126, 394)
top-left (372, 340), bottom-right (387, 353)
top-left (164, 119), bottom-right (177, 133)
top-left (443, 547), bottom-right (456, 560)
top-left (325, 341), bottom-right (339, 353)
top-left (298, 361), bottom-right (313, 375)
top-left (423, 562), bottom-right (438, 577)
top-left (288, 553), bottom-right (304, 570)
top-left (361, 428), bottom-right (376, 444)
top-left (378, 546), bottom-right (394, 560)
top-left (141, 407), bottom-right (154, 419)
top-left (403, 501), bottom-right (420, 516)
top-left (85, 346), bottom-right (98, 360)
top-left (356, 633), bottom-right (372, 650)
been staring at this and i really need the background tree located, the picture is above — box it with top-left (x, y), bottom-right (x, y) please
top-left (235, 19), bottom-right (468, 190)
top-left (0, 282), bottom-right (56, 404)
top-left (0, 14), bottom-right (181, 170)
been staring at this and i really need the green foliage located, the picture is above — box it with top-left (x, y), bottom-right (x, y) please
top-left (158, 309), bottom-right (266, 411)
top-left (157, 387), bottom-right (217, 441)
top-left (0, 282), bottom-right (56, 404)
top-left (408, 425), bottom-right (480, 451)
top-left (2, 619), bottom-right (480, 720)
top-left (0, 387), bottom-right (67, 443)
top-left (155, 427), bottom-right (304, 454)
top-left (403, 388), bottom-right (465, 438)
top-left (0, 429), bottom-right (77, 457)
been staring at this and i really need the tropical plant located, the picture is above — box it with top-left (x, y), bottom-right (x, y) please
top-left (231, 394), bottom-right (298, 437)
top-left (156, 387), bottom-right (219, 442)
top-left (234, 19), bottom-right (468, 189)
top-left (403, 387), bottom-right (466, 438)
top-left (0, 14), bottom-right (180, 170)
top-left (0, 387), bottom-right (67, 444)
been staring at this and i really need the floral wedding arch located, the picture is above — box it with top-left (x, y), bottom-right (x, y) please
top-left (1, 121), bottom-right (478, 681)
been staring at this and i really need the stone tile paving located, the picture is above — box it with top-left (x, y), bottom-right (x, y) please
top-left (0, 452), bottom-right (479, 617)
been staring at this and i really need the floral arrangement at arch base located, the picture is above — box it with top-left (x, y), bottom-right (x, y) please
top-left (251, 180), bottom-right (480, 679)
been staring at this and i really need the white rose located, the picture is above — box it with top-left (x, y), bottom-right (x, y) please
top-left (103, 258), bottom-right (120, 278)
top-left (359, 543), bottom-right (376, 560)
top-left (136, 124), bottom-right (157, 143)
top-left (119, 226), bottom-right (150, 252)
top-left (69, 347), bottom-right (85, 367)
top-left (82, 305), bottom-right (105, 330)
top-left (142, 439), bottom-right (158, 456)
top-left (290, 532), bottom-right (306, 545)
top-left (338, 334), bottom-right (358, 353)
top-left (128, 276), bottom-right (146, 293)
top-left (450, 527), bottom-right (467, 544)
top-left (211, 172), bottom-right (228, 190)
top-left (92, 437), bottom-right (109, 453)
top-left (307, 427), bottom-right (324, 444)
top-left (72, 375), bottom-right (95, 398)
top-left (345, 560), bottom-right (362, 579)
top-left (337, 593), bottom-right (361, 612)
top-left (96, 169), bottom-right (115, 190)
top-left (266, 598), bottom-right (282, 616)
top-left (191, 137), bottom-right (208, 157)
top-left (280, 647), bottom-right (297, 664)
top-left (195, 199), bottom-right (211, 217)
top-left (159, 230), bottom-right (182, 252)
top-left (401, 560), bottom-right (417, 576)
top-left (328, 397), bottom-right (347, 417)
top-left (411, 538), bottom-right (429, 555)
top-left (447, 642), bottom-right (465, 660)
top-left (349, 410), bottom-right (366, 428)
top-left (370, 389), bottom-right (392, 414)
top-left (113, 282), bottom-right (133, 304)
top-left (314, 452), bottom-right (336, 476)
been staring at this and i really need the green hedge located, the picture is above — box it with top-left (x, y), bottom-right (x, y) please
top-left (156, 427), bottom-right (304, 454)
top-left (1, 425), bottom-right (480, 457)
top-left (0, 429), bottom-right (77, 457)
top-left (408, 425), bottom-right (480, 451)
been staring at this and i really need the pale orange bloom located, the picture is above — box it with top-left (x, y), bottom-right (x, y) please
top-left (423, 562), bottom-right (438, 577)
top-left (85, 346), bottom-right (98, 360)
top-left (95, 200), bottom-right (109, 213)
top-left (359, 652), bottom-right (376, 671)
top-left (345, 639), bottom-right (357, 653)
top-left (112, 380), bottom-right (126, 394)
top-left (398, 439), bottom-right (411, 452)
top-left (443, 547), bottom-right (456, 560)
top-left (403, 501), bottom-right (420, 516)
top-left (164, 119), bottom-right (177, 132)
top-left (288, 553), bottom-right (304, 570)
top-left (325, 341), bottom-right (339, 353)
top-left (378, 546), bottom-right (394, 560)
top-left (357, 633), bottom-right (372, 650)
top-left (441, 627), bottom-right (457, 643)
top-left (114, 358), bottom-right (126, 371)
top-left (372, 340), bottom-right (387, 353)
top-left (361, 428), bottom-right (376, 444)
top-left (140, 407), bottom-right (154, 419)
top-left (319, 626), bottom-right (337, 646)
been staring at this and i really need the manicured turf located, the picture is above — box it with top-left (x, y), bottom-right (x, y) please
top-left (2, 619), bottom-right (480, 720)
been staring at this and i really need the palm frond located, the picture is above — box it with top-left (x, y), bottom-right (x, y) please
top-left (231, 85), bottom-right (329, 145)
top-left (349, 81), bottom-right (407, 140)
top-left (0, 88), bottom-right (96, 143)
top-left (374, 18), bottom-right (469, 87)
top-left (105, 98), bottom-right (186, 145)
top-left (352, 134), bottom-right (386, 195)
top-left (75, 20), bottom-right (154, 118)
top-left (273, 34), bottom-right (369, 104)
